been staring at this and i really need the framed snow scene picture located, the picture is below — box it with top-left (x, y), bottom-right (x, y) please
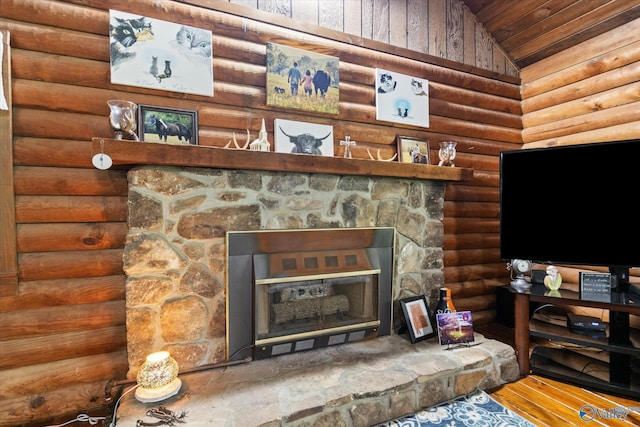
top-left (109, 9), bottom-right (213, 96)
top-left (375, 69), bottom-right (429, 128)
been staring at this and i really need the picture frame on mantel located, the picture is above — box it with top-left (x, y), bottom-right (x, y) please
top-left (396, 135), bottom-right (430, 164)
top-left (274, 118), bottom-right (334, 156)
top-left (138, 104), bottom-right (198, 146)
top-left (400, 295), bottom-right (436, 343)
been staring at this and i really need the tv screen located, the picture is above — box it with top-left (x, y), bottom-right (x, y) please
top-left (500, 139), bottom-right (640, 270)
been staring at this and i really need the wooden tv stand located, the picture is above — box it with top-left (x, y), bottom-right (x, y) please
top-left (513, 284), bottom-right (640, 399)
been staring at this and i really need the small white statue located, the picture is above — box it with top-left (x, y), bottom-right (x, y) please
top-left (249, 118), bottom-right (270, 152)
top-left (544, 265), bottom-right (562, 291)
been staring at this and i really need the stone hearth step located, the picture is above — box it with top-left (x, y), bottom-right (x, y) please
top-left (115, 333), bottom-right (519, 426)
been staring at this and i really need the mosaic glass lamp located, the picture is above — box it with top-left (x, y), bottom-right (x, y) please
top-left (134, 351), bottom-right (182, 403)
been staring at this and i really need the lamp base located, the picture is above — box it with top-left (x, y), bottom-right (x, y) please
top-left (135, 378), bottom-right (182, 403)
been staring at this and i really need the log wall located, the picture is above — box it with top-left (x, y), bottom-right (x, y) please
top-left (520, 17), bottom-right (640, 286)
top-left (0, 0), bottom-right (522, 424)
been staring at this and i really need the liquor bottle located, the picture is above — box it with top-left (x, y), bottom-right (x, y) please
top-left (435, 287), bottom-right (456, 314)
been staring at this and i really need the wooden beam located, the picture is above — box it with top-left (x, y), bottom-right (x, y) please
top-left (0, 29), bottom-right (17, 296)
top-left (91, 138), bottom-right (475, 182)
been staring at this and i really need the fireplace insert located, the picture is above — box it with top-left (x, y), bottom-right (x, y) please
top-left (226, 228), bottom-right (394, 361)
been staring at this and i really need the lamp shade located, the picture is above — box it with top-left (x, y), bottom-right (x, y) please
top-left (134, 351), bottom-right (182, 403)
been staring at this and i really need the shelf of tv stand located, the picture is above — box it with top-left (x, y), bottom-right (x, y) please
top-left (529, 319), bottom-right (640, 356)
top-left (513, 284), bottom-right (640, 399)
top-left (530, 346), bottom-right (640, 398)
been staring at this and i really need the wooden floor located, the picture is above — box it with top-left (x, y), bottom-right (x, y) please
top-left (477, 323), bottom-right (640, 426)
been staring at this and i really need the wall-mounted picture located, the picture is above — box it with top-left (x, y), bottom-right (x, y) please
top-left (396, 135), bottom-right (430, 164)
top-left (138, 105), bottom-right (198, 145)
top-left (436, 311), bottom-right (475, 346)
top-left (274, 119), bottom-right (334, 156)
top-left (400, 296), bottom-right (435, 343)
top-left (109, 9), bottom-right (213, 97)
top-left (266, 43), bottom-right (339, 115)
top-left (375, 69), bottom-right (429, 128)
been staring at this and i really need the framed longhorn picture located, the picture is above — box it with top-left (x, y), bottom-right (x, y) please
top-left (274, 119), bottom-right (334, 157)
top-left (138, 104), bottom-right (198, 145)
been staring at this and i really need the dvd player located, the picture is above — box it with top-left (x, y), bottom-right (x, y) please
top-left (566, 313), bottom-right (607, 332)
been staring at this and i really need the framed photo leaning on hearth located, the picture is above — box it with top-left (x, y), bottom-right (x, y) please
top-left (396, 135), bottom-right (430, 164)
top-left (400, 295), bottom-right (436, 343)
top-left (138, 105), bottom-right (198, 146)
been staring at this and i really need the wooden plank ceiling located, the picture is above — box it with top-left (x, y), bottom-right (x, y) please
top-left (461, 0), bottom-right (640, 69)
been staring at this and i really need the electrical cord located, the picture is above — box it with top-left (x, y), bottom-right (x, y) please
top-left (45, 413), bottom-right (106, 427)
top-left (50, 344), bottom-right (255, 427)
top-left (108, 384), bottom-right (138, 427)
top-left (46, 384), bottom-right (139, 427)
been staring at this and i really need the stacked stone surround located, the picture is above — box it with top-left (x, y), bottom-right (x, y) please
top-left (123, 165), bottom-right (449, 378)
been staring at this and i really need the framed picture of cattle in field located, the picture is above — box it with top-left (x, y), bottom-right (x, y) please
top-left (274, 119), bottom-right (334, 157)
top-left (266, 43), bottom-right (339, 115)
top-left (138, 104), bottom-right (198, 145)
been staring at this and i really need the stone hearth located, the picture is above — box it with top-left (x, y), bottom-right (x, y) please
top-left (123, 165), bottom-right (448, 376)
top-left (115, 334), bottom-right (519, 426)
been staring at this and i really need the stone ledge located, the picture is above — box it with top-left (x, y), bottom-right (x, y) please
top-left (115, 333), bottom-right (519, 426)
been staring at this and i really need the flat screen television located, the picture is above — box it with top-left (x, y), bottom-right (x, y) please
top-left (499, 139), bottom-right (640, 288)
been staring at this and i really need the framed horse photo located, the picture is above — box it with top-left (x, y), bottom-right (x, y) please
top-left (138, 105), bottom-right (198, 145)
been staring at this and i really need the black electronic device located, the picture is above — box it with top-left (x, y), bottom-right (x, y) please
top-left (531, 269), bottom-right (546, 285)
top-left (567, 313), bottom-right (607, 332)
top-left (500, 139), bottom-right (640, 290)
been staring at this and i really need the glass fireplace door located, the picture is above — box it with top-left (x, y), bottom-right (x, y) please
top-left (255, 272), bottom-right (379, 345)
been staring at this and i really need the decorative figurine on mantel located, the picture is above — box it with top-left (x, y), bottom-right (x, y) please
top-left (249, 119), bottom-right (270, 152)
top-left (340, 136), bottom-right (356, 158)
top-left (107, 99), bottom-right (139, 141)
top-left (367, 148), bottom-right (398, 161)
top-left (224, 129), bottom-right (251, 149)
top-left (438, 141), bottom-right (457, 166)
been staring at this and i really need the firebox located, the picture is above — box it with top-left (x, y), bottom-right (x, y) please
top-left (226, 228), bottom-right (394, 361)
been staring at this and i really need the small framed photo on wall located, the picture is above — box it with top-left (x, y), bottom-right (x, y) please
top-left (400, 295), bottom-right (436, 343)
top-left (396, 135), bottom-right (430, 164)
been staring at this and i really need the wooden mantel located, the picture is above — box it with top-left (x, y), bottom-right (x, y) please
top-left (92, 138), bottom-right (474, 182)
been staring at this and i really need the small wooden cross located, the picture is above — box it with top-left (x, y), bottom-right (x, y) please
top-left (340, 136), bottom-right (356, 158)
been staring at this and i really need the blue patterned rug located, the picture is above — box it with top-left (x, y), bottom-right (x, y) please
top-left (375, 389), bottom-right (536, 427)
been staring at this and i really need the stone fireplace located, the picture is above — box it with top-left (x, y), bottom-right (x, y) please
top-left (123, 164), bottom-right (447, 376)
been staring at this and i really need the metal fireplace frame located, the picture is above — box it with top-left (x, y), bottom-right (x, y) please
top-left (226, 227), bottom-right (395, 361)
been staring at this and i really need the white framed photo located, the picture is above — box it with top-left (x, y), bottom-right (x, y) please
top-left (274, 119), bottom-right (334, 156)
top-left (375, 69), bottom-right (429, 128)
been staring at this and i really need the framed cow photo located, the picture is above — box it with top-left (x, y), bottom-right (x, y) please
top-left (274, 119), bottom-right (334, 157)
top-left (138, 105), bottom-right (198, 145)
